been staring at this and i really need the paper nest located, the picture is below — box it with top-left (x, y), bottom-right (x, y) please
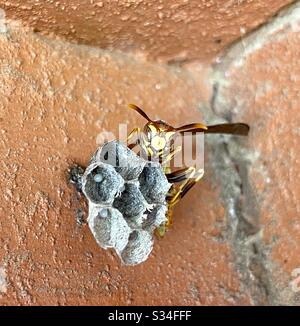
top-left (81, 140), bottom-right (171, 265)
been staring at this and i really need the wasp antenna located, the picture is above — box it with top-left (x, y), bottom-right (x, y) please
top-left (128, 104), bottom-right (152, 122)
top-left (175, 123), bottom-right (208, 133)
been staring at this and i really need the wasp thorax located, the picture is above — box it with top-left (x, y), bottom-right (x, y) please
top-left (81, 140), bottom-right (171, 265)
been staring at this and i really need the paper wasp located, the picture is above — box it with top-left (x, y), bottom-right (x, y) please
top-left (126, 104), bottom-right (249, 236)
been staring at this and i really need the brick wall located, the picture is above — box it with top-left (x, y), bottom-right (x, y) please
top-left (0, 1), bottom-right (299, 305)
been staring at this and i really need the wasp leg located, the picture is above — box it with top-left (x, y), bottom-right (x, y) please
top-left (161, 146), bottom-right (182, 166)
top-left (157, 167), bottom-right (204, 237)
top-left (127, 127), bottom-right (140, 150)
top-left (127, 127), bottom-right (140, 142)
top-left (166, 166), bottom-right (195, 183)
top-left (168, 167), bottom-right (204, 207)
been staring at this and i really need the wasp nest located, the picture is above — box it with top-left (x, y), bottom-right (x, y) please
top-left (81, 140), bottom-right (171, 265)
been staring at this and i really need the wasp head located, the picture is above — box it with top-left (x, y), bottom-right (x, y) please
top-left (127, 104), bottom-right (207, 161)
top-left (141, 120), bottom-right (176, 159)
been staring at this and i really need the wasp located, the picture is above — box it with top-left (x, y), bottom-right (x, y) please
top-left (126, 104), bottom-right (249, 236)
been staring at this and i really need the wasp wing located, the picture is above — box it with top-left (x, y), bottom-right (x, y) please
top-left (205, 123), bottom-right (249, 136)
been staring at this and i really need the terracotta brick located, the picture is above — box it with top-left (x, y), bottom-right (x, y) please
top-left (1, 0), bottom-right (299, 307)
top-left (0, 0), bottom-right (294, 62)
top-left (0, 24), bottom-right (250, 305)
top-left (210, 2), bottom-right (300, 305)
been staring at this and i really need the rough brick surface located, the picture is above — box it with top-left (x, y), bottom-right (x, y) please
top-left (207, 2), bottom-right (300, 305)
top-left (1, 1), bottom-right (300, 306)
top-left (0, 23), bottom-right (250, 305)
top-left (0, 0), bottom-right (294, 62)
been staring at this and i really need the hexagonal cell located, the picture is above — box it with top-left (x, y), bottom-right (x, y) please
top-left (94, 140), bottom-right (146, 180)
top-left (88, 205), bottom-right (130, 253)
top-left (120, 230), bottom-right (153, 266)
top-left (113, 183), bottom-right (146, 219)
top-left (82, 162), bottom-right (124, 205)
top-left (83, 142), bottom-right (172, 266)
top-left (138, 164), bottom-right (171, 204)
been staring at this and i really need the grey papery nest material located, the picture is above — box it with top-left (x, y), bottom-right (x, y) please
top-left (81, 140), bottom-right (171, 265)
